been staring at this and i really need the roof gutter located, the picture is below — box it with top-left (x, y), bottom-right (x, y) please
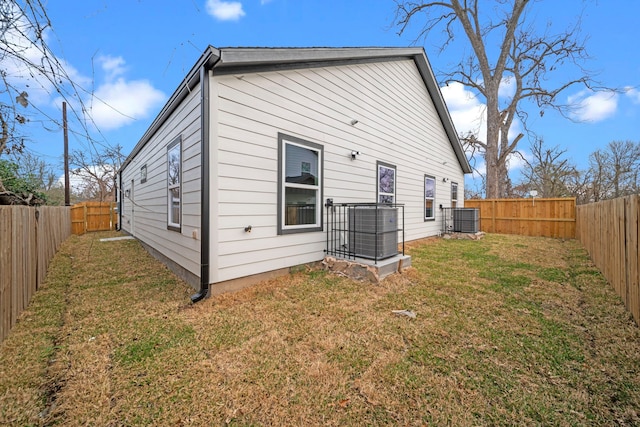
top-left (120, 47), bottom-right (220, 173)
top-left (116, 45), bottom-right (219, 303)
top-left (410, 50), bottom-right (472, 174)
top-left (116, 170), bottom-right (122, 231)
top-left (191, 54), bottom-right (220, 303)
top-left (210, 47), bottom-right (471, 174)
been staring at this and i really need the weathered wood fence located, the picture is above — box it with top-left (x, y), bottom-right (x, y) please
top-left (464, 198), bottom-right (576, 239)
top-left (71, 201), bottom-right (117, 235)
top-left (576, 195), bottom-right (640, 325)
top-left (1, 206), bottom-right (71, 342)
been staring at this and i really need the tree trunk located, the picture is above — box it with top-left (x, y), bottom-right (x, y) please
top-left (484, 96), bottom-right (501, 199)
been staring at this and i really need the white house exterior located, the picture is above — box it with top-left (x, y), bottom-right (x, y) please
top-left (118, 46), bottom-right (472, 300)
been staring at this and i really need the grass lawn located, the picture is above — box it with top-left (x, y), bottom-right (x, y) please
top-left (1, 231), bottom-right (639, 426)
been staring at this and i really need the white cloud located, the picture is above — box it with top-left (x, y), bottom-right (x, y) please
top-left (624, 86), bottom-right (640, 104)
top-left (2, 7), bottom-right (90, 105)
top-left (468, 158), bottom-right (486, 179)
top-left (205, 0), bottom-right (246, 21)
top-left (97, 55), bottom-right (127, 81)
top-left (507, 151), bottom-right (529, 171)
top-left (84, 56), bottom-right (165, 131)
top-left (568, 90), bottom-right (618, 122)
top-left (441, 82), bottom-right (486, 138)
top-left (442, 81), bottom-right (528, 179)
top-left (441, 82), bottom-right (522, 142)
top-left (2, 5), bottom-right (164, 133)
top-left (57, 164), bottom-right (116, 195)
top-left (498, 75), bottom-right (516, 99)
top-left (89, 77), bottom-right (165, 131)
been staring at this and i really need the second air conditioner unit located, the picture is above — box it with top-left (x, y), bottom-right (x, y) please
top-left (452, 208), bottom-right (479, 233)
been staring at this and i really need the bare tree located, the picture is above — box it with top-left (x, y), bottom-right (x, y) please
top-left (10, 150), bottom-right (56, 189)
top-left (69, 144), bottom-right (125, 202)
top-left (585, 140), bottom-right (640, 202)
top-left (394, 0), bottom-right (600, 198)
top-left (520, 138), bottom-right (579, 198)
top-left (569, 170), bottom-right (596, 205)
top-left (0, 1), bottom-right (97, 204)
top-left (586, 149), bottom-right (609, 202)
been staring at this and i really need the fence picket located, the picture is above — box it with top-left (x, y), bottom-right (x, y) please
top-left (576, 195), bottom-right (640, 325)
top-left (71, 202), bottom-right (117, 235)
top-left (0, 208), bottom-right (11, 342)
top-left (464, 198), bottom-right (576, 239)
top-left (0, 206), bottom-right (71, 342)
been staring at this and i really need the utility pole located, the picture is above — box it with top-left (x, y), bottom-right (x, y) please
top-left (63, 101), bottom-right (70, 206)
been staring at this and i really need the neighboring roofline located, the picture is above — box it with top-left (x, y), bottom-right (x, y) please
top-left (120, 46), bottom-right (471, 174)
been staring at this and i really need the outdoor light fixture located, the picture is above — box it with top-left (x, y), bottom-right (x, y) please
top-left (442, 177), bottom-right (449, 183)
top-left (350, 119), bottom-right (359, 125)
top-left (351, 150), bottom-right (360, 160)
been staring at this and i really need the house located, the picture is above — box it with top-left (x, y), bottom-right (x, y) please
top-left (118, 46), bottom-right (472, 301)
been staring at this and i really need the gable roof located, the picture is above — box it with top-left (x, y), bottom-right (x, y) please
top-left (123, 46), bottom-right (472, 174)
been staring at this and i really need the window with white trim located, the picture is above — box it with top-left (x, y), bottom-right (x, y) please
top-left (278, 134), bottom-right (323, 234)
top-left (451, 182), bottom-right (458, 209)
top-left (167, 137), bottom-right (181, 231)
top-left (377, 162), bottom-right (396, 204)
top-left (425, 175), bottom-right (436, 220)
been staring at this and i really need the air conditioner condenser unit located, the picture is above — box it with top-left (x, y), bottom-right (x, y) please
top-left (348, 206), bottom-right (398, 260)
top-left (452, 208), bottom-right (479, 233)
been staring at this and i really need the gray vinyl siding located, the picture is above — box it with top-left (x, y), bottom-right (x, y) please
top-left (121, 85), bottom-right (202, 279)
top-left (210, 58), bottom-right (464, 282)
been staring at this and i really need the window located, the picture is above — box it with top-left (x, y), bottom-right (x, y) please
top-left (451, 182), bottom-right (458, 209)
top-left (167, 137), bottom-right (181, 231)
top-left (425, 175), bottom-right (435, 220)
top-left (377, 162), bottom-right (396, 204)
top-left (278, 134), bottom-right (323, 235)
top-left (140, 165), bottom-right (147, 184)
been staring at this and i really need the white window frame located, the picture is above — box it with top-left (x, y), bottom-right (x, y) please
top-left (425, 175), bottom-right (436, 221)
top-left (451, 182), bottom-right (458, 209)
top-left (278, 134), bottom-right (323, 235)
top-left (140, 164), bottom-right (147, 184)
top-left (377, 162), bottom-right (396, 204)
top-left (167, 137), bottom-right (181, 231)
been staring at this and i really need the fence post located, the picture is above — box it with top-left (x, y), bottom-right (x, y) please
top-left (83, 204), bottom-right (88, 234)
top-left (110, 202), bottom-right (115, 230)
top-left (491, 200), bottom-right (496, 233)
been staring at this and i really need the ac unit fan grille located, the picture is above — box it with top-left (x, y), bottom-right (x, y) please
top-left (452, 208), bottom-right (479, 233)
top-left (348, 207), bottom-right (398, 260)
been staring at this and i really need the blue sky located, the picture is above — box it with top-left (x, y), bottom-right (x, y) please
top-left (9, 0), bottom-right (640, 191)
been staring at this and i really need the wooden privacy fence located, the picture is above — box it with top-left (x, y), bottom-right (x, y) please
top-left (1, 206), bottom-right (71, 342)
top-left (71, 201), bottom-right (118, 235)
top-left (576, 195), bottom-right (640, 325)
top-left (464, 198), bottom-right (576, 239)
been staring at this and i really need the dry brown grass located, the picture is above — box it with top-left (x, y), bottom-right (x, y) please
top-left (1, 231), bottom-right (639, 426)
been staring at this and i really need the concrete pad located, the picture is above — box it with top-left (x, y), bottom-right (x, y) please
top-left (99, 236), bottom-right (135, 242)
top-left (323, 253), bottom-right (412, 283)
